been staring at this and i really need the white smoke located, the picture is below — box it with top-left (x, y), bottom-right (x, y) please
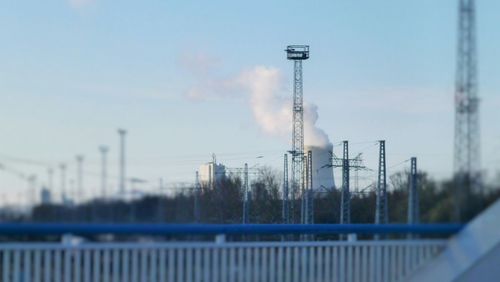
top-left (236, 66), bottom-right (331, 148)
top-left (236, 67), bottom-right (291, 138)
top-left (303, 102), bottom-right (331, 147)
top-left (182, 57), bottom-right (331, 148)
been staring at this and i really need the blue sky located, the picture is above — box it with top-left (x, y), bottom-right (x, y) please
top-left (0, 0), bottom-right (499, 206)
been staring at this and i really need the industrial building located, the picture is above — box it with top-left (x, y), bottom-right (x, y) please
top-left (198, 158), bottom-right (226, 189)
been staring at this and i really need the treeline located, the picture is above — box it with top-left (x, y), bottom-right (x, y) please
top-left (24, 168), bottom-right (500, 225)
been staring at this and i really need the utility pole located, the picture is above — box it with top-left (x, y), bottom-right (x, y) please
top-left (242, 163), bottom-right (250, 224)
top-left (340, 141), bottom-right (351, 225)
top-left (194, 171), bottom-right (201, 222)
top-left (454, 0), bottom-right (481, 221)
top-left (157, 178), bottom-right (164, 222)
top-left (60, 163), bottom-right (67, 206)
top-left (375, 140), bottom-right (388, 225)
top-left (47, 168), bottom-right (54, 193)
top-left (27, 175), bottom-right (36, 209)
top-left (286, 45), bottom-right (309, 224)
top-left (99, 146), bottom-right (109, 200)
top-left (282, 154), bottom-right (289, 224)
top-left (69, 179), bottom-right (75, 202)
top-left (408, 157), bottom-right (419, 225)
top-left (76, 155), bottom-right (84, 204)
top-left (118, 129), bottom-right (127, 198)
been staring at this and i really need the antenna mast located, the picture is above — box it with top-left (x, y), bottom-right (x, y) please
top-left (454, 0), bottom-right (481, 221)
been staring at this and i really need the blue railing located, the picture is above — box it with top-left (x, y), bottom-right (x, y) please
top-left (0, 223), bottom-right (463, 236)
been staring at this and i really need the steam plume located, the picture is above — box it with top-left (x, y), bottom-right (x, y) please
top-left (182, 57), bottom-right (331, 147)
top-left (236, 66), bottom-right (331, 147)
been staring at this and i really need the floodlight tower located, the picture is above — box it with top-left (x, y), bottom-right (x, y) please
top-left (286, 45), bottom-right (309, 224)
top-left (454, 0), bottom-right (481, 220)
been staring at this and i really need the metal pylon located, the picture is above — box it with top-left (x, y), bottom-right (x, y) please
top-left (340, 141), bottom-right (351, 225)
top-left (408, 157), bottom-right (419, 224)
top-left (375, 140), bottom-right (388, 225)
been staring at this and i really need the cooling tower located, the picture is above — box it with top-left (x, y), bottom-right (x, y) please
top-left (305, 144), bottom-right (335, 191)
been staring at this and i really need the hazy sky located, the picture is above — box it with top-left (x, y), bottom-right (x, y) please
top-left (0, 0), bottom-right (499, 206)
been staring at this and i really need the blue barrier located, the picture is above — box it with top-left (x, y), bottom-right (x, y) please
top-left (0, 223), bottom-right (463, 236)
